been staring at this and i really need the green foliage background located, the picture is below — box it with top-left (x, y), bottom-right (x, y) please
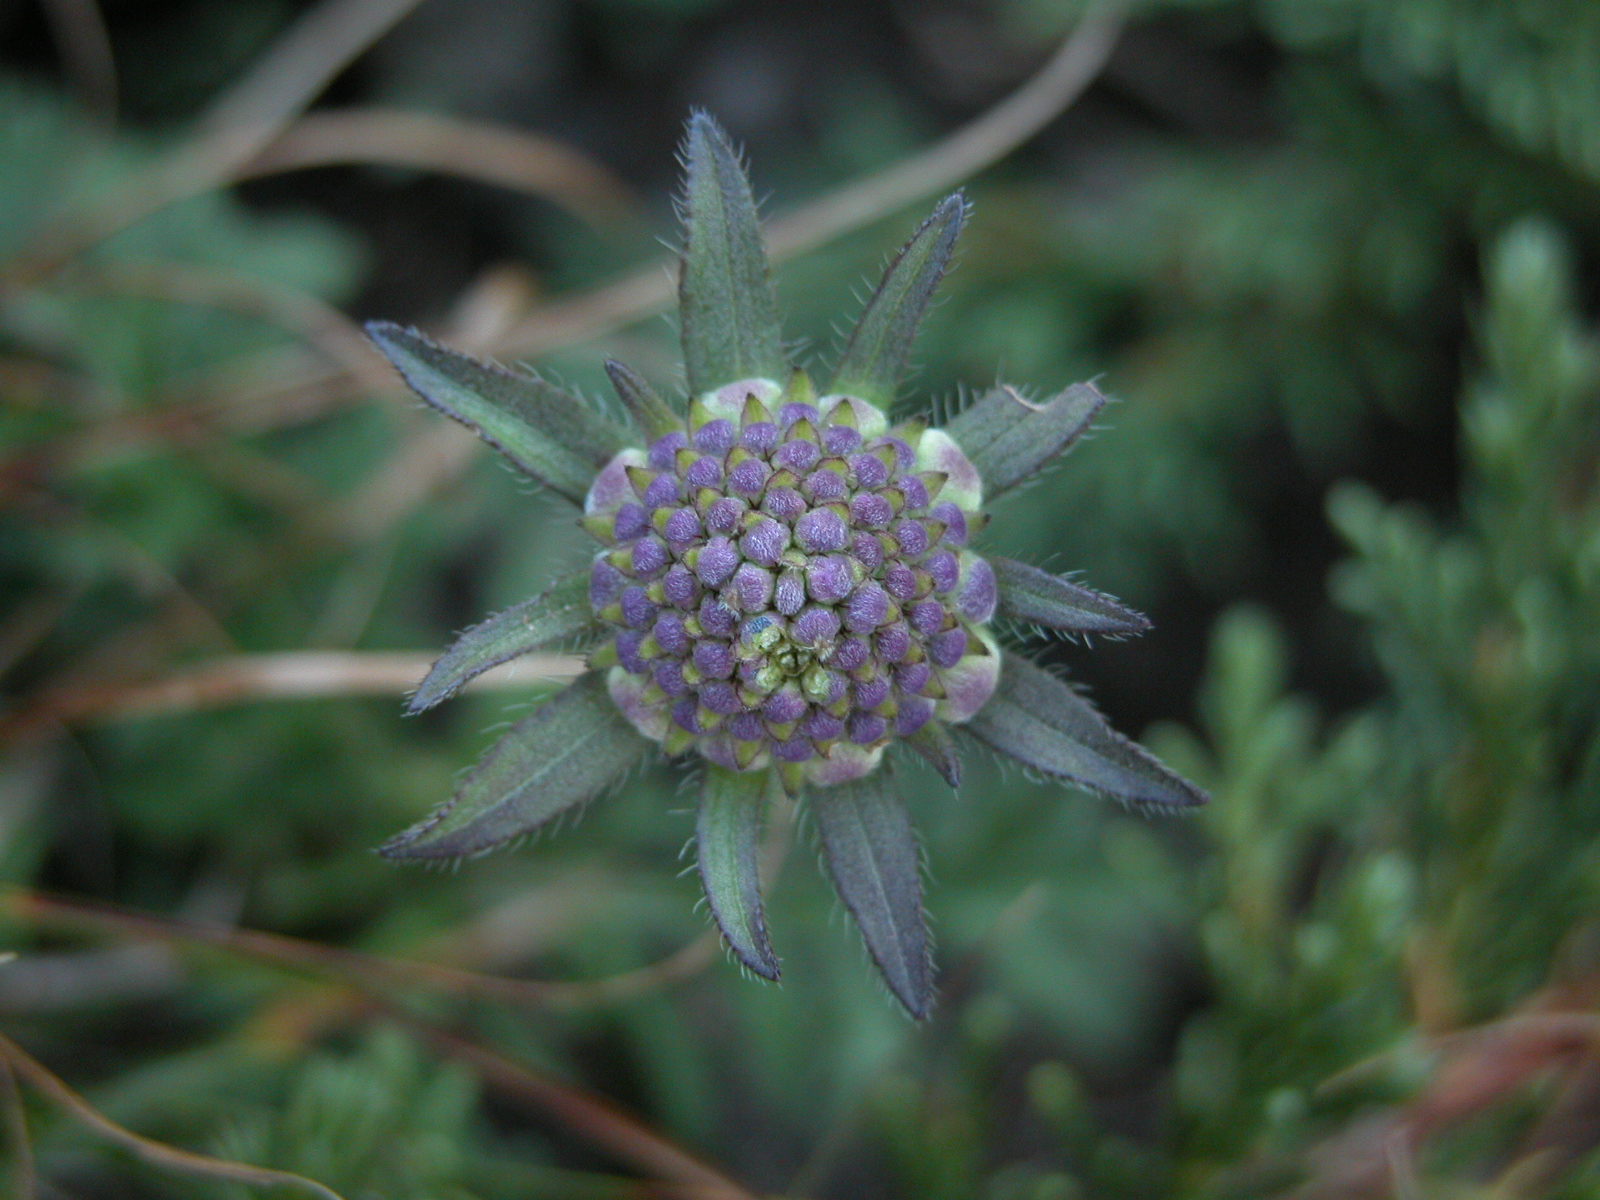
top-left (2, 0), bottom-right (1599, 1196)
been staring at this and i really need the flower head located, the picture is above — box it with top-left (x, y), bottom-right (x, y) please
top-left (367, 112), bottom-right (1206, 1017)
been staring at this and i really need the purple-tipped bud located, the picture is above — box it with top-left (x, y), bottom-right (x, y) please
top-left (848, 453), bottom-right (890, 489)
top-left (779, 402), bottom-right (818, 428)
top-left (672, 695), bottom-right (701, 732)
top-left (775, 568), bottom-right (806, 615)
top-left (876, 622), bottom-right (911, 662)
top-left (772, 737), bottom-right (815, 762)
top-left (891, 518), bottom-right (929, 557)
top-left (590, 559), bottom-right (627, 608)
top-left (614, 502), bottom-right (649, 541)
top-left (698, 596), bottom-right (739, 638)
top-left (700, 680), bottom-right (743, 714)
top-left (695, 536), bottom-right (739, 587)
top-left (823, 424), bottom-right (861, 455)
top-left (662, 563), bottom-right (698, 608)
top-left (803, 710), bottom-right (845, 740)
top-left (739, 516), bottom-right (788, 566)
top-left (806, 554), bottom-right (854, 604)
top-left (956, 557), bottom-right (997, 623)
top-left (883, 562), bottom-right (918, 601)
top-left (848, 712), bottom-right (888, 744)
top-left (802, 469), bottom-right (848, 502)
top-left (762, 486), bottom-right (806, 522)
top-left (855, 676), bottom-right (891, 710)
top-left (740, 421), bottom-right (780, 454)
top-left (852, 532), bottom-right (884, 572)
top-left (910, 599), bottom-right (946, 635)
top-left (631, 536), bottom-right (670, 577)
top-left (655, 658), bottom-right (689, 696)
top-left (795, 508), bottom-right (849, 553)
top-left (927, 626), bottom-right (968, 668)
top-left (621, 586), bottom-right (656, 628)
top-left (643, 474), bottom-right (680, 509)
top-left (685, 455), bottom-right (723, 488)
top-left (663, 507), bottom-right (701, 543)
top-left (773, 439), bottom-right (820, 473)
top-left (925, 550), bottom-right (959, 594)
top-left (845, 581), bottom-right (891, 633)
top-left (849, 493), bottom-right (893, 529)
top-left (895, 662), bottom-right (932, 694)
top-left (692, 418), bottom-right (736, 455)
top-left (763, 686), bottom-right (808, 724)
top-left (692, 639), bottom-right (736, 680)
top-left (653, 612), bottom-right (690, 656)
top-left (895, 696), bottom-right (935, 736)
top-left (727, 457), bottom-right (770, 497)
top-left (830, 636), bottom-right (871, 671)
top-left (705, 496), bottom-right (745, 534)
top-left (791, 605), bottom-right (842, 648)
top-left (647, 431), bottom-right (687, 470)
top-left (929, 501), bottom-right (967, 544)
top-left (727, 712), bottom-right (765, 741)
top-left (616, 629), bottom-right (648, 674)
top-left (875, 437), bottom-right (914, 471)
top-left (899, 476), bottom-right (930, 510)
top-left (732, 563), bottom-right (775, 611)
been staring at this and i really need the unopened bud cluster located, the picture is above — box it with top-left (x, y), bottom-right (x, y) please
top-left (585, 376), bottom-right (1001, 785)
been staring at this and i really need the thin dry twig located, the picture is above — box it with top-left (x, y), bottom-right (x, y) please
top-left (241, 108), bottom-right (641, 227)
top-left (0, 1054), bottom-right (35, 1200)
top-left (0, 1032), bottom-right (346, 1200)
top-left (38, 0), bottom-right (117, 125)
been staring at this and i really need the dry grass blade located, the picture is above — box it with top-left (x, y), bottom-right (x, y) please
top-left (39, 0), bottom-right (117, 125)
top-left (0, 1032), bottom-right (346, 1200)
top-left (242, 109), bottom-right (641, 228)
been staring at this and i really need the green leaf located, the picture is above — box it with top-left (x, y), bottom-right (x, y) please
top-left (380, 671), bottom-right (650, 859)
top-left (903, 720), bottom-right (962, 788)
top-left (829, 194), bottom-right (966, 408)
top-left (604, 358), bottom-right (682, 439)
top-left (966, 653), bottom-right (1208, 811)
top-left (407, 573), bottom-right (599, 714)
top-left (991, 557), bottom-right (1151, 636)
top-left (678, 112), bottom-right (786, 394)
top-left (811, 768), bottom-right (933, 1018)
top-left (943, 382), bottom-right (1105, 500)
top-left (697, 766), bottom-right (781, 980)
top-left (366, 321), bottom-right (625, 504)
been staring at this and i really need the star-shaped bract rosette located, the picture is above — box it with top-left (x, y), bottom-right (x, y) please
top-left (366, 112), bottom-right (1207, 1019)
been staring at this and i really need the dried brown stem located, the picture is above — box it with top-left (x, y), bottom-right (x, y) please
top-left (0, 1032), bottom-right (346, 1200)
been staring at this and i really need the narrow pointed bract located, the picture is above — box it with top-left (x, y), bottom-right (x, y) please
top-left (604, 359), bottom-right (681, 439)
top-left (944, 382), bottom-right (1105, 500)
top-left (381, 672), bottom-right (652, 859)
top-left (991, 557), bottom-right (1151, 636)
top-left (697, 767), bottom-right (781, 980)
top-left (678, 112), bottom-right (786, 393)
top-left (904, 721), bottom-right (962, 788)
top-left (407, 573), bottom-right (598, 714)
top-left (812, 768), bottom-right (933, 1019)
top-left (829, 194), bottom-right (966, 409)
top-left (967, 653), bottom-right (1208, 811)
top-left (367, 321), bottom-right (625, 504)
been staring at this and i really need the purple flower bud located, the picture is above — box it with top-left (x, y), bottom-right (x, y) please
top-left (762, 486), bottom-right (806, 522)
top-left (653, 612), bottom-right (690, 655)
top-left (883, 561), bottom-right (918, 601)
top-left (698, 595), bottom-right (739, 638)
top-left (806, 554), bottom-right (854, 604)
top-left (854, 676), bottom-right (891, 710)
top-left (700, 680), bottom-right (743, 714)
top-left (685, 455), bottom-right (723, 489)
top-left (763, 686), bottom-right (808, 724)
top-left (891, 518), bottom-right (928, 557)
top-left (662, 563), bottom-right (698, 608)
top-left (791, 605), bottom-right (842, 648)
top-left (705, 496), bottom-right (745, 534)
top-left (795, 508), bottom-right (849, 553)
top-left (775, 568), bottom-right (806, 615)
top-left (695, 535), bottom-right (739, 587)
top-left (895, 696), bottom-right (935, 737)
top-left (616, 629), bottom-right (648, 674)
top-left (925, 549), bottom-right (959, 594)
top-left (876, 621), bottom-right (912, 662)
top-left (631, 536), bottom-right (669, 577)
top-left (927, 626), bottom-right (968, 668)
top-left (910, 599), bottom-right (946, 635)
top-left (662, 506), bottom-right (701, 542)
top-left (848, 453), bottom-right (890, 489)
top-left (848, 712), bottom-right (888, 744)
top-left (845, 581), bottom-right (890, 633)
top-left (774, 439), bottom-right (821, 473)
top-left (621, 586), bottom-right (656, 628)
top-left (829, 636), bottom-right (870, 671)
top-left (779, 402), bottom-right (818, 429)
top-left (643, 474), bottom-right (680, 509)
top-left (875, 436), bottom-right (914, 470)
top-left (822, 424), bottom-right (861, 455)
top-left (590, 559), bottom-right (627, 608)
top-left (803, 710), bottom-right (845, 740)
top-left (929, 501), bottom-right (967, 545)
top-left (693, 639), bottom-right (736, 680)
top-left (739, 516), bottom-right (788, 566)
top-left (895, 662), bottom-right (932, 694)
top-left (672, 695), bottom-right (700, 732)
top-left (727, 457), bottom-right (771, 497)
top-left (772, 737), bottom-right (815, 762)
top-left (698, 736), bottom-right (739, 770)
top-left (852, 532), bottom-right (884, 572)
top-left (732, 563), bottom-right (775, 611)
top-left (727, 712), bottom-right (765, 741)
top-left (740, 421), bottom-right (780, 454)
top-left (956, 556), bottom-right (997, 623)
top-left (614, 502), bottom-right (649, 541)
top-left (899, 476), bottom-right (930, 510)
top-left (648, 431), bottom-right (687, 470)
top-left (655, 658), bottom-right (689, 696)
top-left (849, 493), bottom-right (893, 529)
top-left (803, 468), bottom-right (848, 502)
top-left (692, 418), bottom-right (736, 455)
